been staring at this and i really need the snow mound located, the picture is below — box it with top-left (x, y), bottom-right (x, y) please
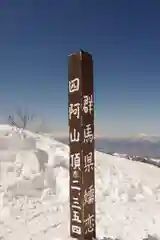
top-left (0, 125), bottom-right (160, 240)
top-left (0, 126), bottom-right (36, 151)
top-left (15, 150), bottom-right (41, 179)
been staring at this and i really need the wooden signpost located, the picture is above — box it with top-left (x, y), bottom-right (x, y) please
top-left (68, 50), bottom-right (96, 239)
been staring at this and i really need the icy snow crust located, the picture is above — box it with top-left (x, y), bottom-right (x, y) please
top-left (0, 125), bottom-right (160, 240)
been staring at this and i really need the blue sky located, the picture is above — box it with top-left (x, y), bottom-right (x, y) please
top-left (0, 0), bottom-right (160, 137)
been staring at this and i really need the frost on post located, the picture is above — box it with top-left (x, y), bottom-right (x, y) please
top-left (68, 50), bottom-right (96, 239)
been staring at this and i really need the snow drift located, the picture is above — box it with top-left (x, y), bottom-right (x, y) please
top-left (0, 125), bottom-right (160, 240)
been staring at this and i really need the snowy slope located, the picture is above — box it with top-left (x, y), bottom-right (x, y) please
top-left (0, 125), bottom-right (160, 240)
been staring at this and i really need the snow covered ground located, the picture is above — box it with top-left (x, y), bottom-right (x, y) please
top-left (0, 125), bottom-right (160, 240)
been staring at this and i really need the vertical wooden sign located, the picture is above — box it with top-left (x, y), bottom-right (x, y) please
top-left (68, 50), bottom-right (96, 240)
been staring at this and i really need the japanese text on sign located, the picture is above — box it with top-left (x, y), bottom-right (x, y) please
top-left (72, 225), bottom-right (81, 235)
top-left (84, 185), bottom-right (95, 205)
top-left (84, 214), bottom-right (95, 234)
top-left (69, 103), bottom-right (80, 120)
top-left (83, 95), bottom-right (93, 114)
top-left (71, 153), bottom-right (81, 170)
top-left (70, 128), bottom-right (80, 143)
top-left (84, 124), bottom-right (93, 143)
top-left (68, 51), bottom-right (95, 239)
top-left (69, 78), bottom-right (80, 93)
top-left (72, 210), bottom-right (82, 223)
top-left (71, 195), bottom-right (81, 210)
top-left (84, 152), bottom-right (94, 172)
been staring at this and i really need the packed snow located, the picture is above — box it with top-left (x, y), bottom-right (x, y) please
top-left (0, 125), bottom-right (160, 240)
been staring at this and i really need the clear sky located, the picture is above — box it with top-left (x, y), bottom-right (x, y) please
top-left (0, 0), bottom-right (160, 137)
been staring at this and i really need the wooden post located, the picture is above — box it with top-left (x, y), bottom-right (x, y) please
top-left (68, 50), bottom-right (96, 239)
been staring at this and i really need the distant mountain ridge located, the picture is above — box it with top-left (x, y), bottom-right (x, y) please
top-left (107, 152), bottom-right (160, 168)
top-left (56, 136), bottom-right (160, 158)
